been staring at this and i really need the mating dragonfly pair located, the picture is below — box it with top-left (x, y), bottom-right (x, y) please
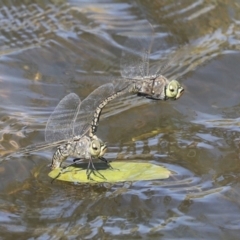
top-left (17, 35), bottom-right (184, 179)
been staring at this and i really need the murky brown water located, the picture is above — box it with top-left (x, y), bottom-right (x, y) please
top-left (0, 0), bottom-right (240, 239)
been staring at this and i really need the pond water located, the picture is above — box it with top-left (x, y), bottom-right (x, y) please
top-left (0, 0), bottom-right (240, 239)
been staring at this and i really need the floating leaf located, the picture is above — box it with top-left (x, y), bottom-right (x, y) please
top-left (48, 161), bottom-right (171, 183)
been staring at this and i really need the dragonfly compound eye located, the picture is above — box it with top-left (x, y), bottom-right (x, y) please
top-left (92, 143), bottom-right (99, 150)
top-left (169, 86), bottom-right (175, 92)
top-left (166, 80), bottom-right (184, 99)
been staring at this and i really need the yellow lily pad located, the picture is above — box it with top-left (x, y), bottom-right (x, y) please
top-left (48, 161), bottom-right (171, 183)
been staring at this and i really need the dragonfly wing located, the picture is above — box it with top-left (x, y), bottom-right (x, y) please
top-left (74, 83), bottom-right (115, 136)
top-left (157, 44), bottom-right (190, 80)
top-left (8, 140), bottom-right (66, 157)
top-left (120, 36), bottom-right (153, 80)
top-left (45, 93), bottom-right (81, 142)
top-left (3, 93), bottom-right (81, 159)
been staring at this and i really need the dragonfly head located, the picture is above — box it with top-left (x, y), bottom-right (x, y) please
top-left (165, 80), bottom-right (184, 100)
top-left (90, 137), bottom-right (107, 157)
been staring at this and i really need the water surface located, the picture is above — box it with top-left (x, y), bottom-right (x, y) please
top-left (0, 0), bottom-right (240, 239)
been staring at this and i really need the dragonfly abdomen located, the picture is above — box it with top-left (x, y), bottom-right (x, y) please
top-left (51, 144), bottom-right (69, 169)
top-left (51, 136), bottom-right (91, 169)
top-left (90, 84), bottom-right (133, 135)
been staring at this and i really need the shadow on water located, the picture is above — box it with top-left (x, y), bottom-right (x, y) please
top-left (0, 0), bottom-right (240, 239)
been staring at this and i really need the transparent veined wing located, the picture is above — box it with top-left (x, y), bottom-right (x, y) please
top-left (73, 83), bottom-right (115, 136)
top-left (120, 22), bottom-right (182, 81)
top-left (46, 83), bottom-right (118, 142)
top-left (45, 93), bottom-right (81, 143)
top-left (3, 93), bottom-right (82, 158)
top-left (4, 84), bottom-right (116, 158)
top-left (120, 36), bottom-right (153, 80)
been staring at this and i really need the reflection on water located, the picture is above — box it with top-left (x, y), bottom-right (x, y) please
top-left (1, 0), bottom-right (240, 239)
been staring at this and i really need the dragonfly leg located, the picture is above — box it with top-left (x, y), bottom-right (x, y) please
top-left (62, 159), bottom-right (84, 169)
top-left (86, 157), bottom-right (96, 179)
top-left (89, 168), bottom-right (107, 181)
top-left (86, 159), bottom-right (91, 178)
top-left (99, 157), bottom-right (119, 171)
top-left (99, 157), bottom-right (112, 163)
top-left (99, 157), bottom-right (113, 169)
top-left (86, 157), bottom-right (107, 180)
top-left (91, 157), bottom-right (97, 170)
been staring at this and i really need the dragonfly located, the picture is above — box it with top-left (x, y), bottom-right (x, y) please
top-left (90, 34), bottom-right (185, 135)
top-left (4, 32), bottom-right (185, 177)
top-left (5, 83), bottom-right (127, 179)
top-left (48, 83), bottom-right (127, 173)
top-left (47, 93), bottom-right (108, 172)
top-left (51, 84), bottom-right (136, 177)
top-left (116, 33), bottom-right (184, 101)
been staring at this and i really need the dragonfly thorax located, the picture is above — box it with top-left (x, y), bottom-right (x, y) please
top-left (136, 75), bottom-right (168, 100)
top-left (138, 76), bottom-right (184, 100)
